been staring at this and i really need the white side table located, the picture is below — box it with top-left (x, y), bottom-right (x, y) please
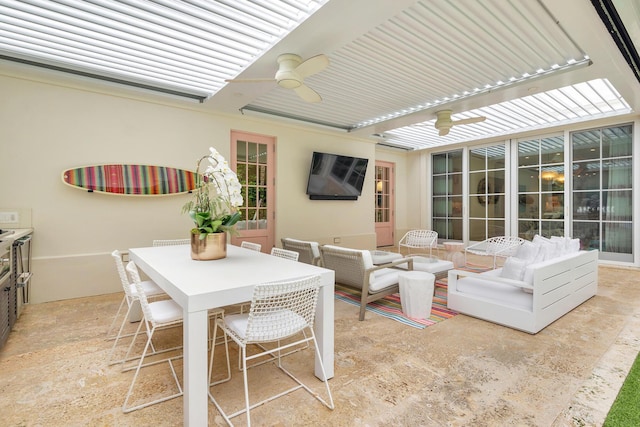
top-left (443, 241), bottom-right (465, 268)
top-left (398, 271), bottom-right (435, 320)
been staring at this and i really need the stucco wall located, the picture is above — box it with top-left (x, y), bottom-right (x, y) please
top-left (0, 72), bottom-right (410, 303)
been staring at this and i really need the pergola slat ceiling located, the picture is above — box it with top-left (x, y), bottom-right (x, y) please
top-left (0, 0), bottom-right (634, 151)
top-left (0, 0), bottom-right (326, 99)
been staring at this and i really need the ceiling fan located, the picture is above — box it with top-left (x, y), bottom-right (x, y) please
top-left (434, 110), bottom-right (486, 136)
top-left (225, 53), bottom-right (329, 103)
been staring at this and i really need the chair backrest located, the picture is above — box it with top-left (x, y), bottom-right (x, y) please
top-left (153, 239), bottom-right (190, 246)
top-left (281, 238), bottom-right (321, 265)
top-left (244, 275), bottom-right (321, 343)
top-left (485, 236), bottom-right (525, 256)
top-left (318, 245), bottom-right (369, 290)
top-left (125, 261), bottom-right (154, 324)
top-left (270, 247), bottom-right (300, 261)
top-left (241, 241), bottom-right (262, 252)
top-left (399, 230), bottom-right (438, 248)
top-left (111, 250), bottom-right (132, 295)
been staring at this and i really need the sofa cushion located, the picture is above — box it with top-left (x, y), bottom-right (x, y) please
top-left (455, 275), bottom-right (533, 311)
top-left (500, 257), bottom-right (528, 281)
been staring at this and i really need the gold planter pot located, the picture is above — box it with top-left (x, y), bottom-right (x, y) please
top-left (190, 232), bottom-right (227, 260)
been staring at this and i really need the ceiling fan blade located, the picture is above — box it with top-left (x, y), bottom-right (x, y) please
top-left (452, 116), bottom-right (486, 126)
top-left (294, 84), bottom-right (322, 103)
top-left (225, 78), bottom-right (276, 83)
top-left (295, 54), bottom-right (329, 78)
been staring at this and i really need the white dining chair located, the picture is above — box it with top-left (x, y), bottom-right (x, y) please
top-left (240, 241), bottom-right (262, 252)
top-left (208, 275), bottom-right (334, 426)
top-left (122, 261), bottom-right (184, 413)
top-left (152, 239), bottom-right (190, 246)
top-left (270, 247), bottom-right (300, 261)
top-left (106, 250), bottom-right (166, 365)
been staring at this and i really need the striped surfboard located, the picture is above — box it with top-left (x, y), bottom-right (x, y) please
top-left (62, 164), bottom-right (197, 195)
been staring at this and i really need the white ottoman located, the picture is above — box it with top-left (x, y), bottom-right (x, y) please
top-left (398, 271), bottom-right (435, 320)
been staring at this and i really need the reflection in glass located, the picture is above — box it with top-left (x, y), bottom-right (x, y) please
top-left (518, 167), bottom-right (539, 192)
top-left (518, 140), bottom-right (538, 166)
top-left (519, 194), bottom-right (539, 219)
top-left (572, 161), bottom-right (600, 190)
top-left (469, 219), bottom-right (486, 241)
top-left (602, 159), bottom-right (632, 189)
top-left (603, 190), bottom-right (632, 221)
top-left (469, 148), bottom-right (486, 171)
top-left (573, 191), bottom-right (600, 220)
top-left (573, 221), bottom-right (599, 251)
top-left (603, 223), bottom-right (632, 253)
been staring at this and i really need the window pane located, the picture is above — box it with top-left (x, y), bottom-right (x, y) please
top-left (603, 223), bottom-right (633, 253)
top-left (450, 151), bottom-right (463, 172)
top-left (433, 218), bottom-right (446, 237)
top-left (573, 161), bottom-right (600, 190)
top-left (451, 196), bottom-right (463, 217)
top-left (451, 173), bottom-right (462, 194)
top-left (573, 222), bottom-right (599, 251)
top-left (542, 193), bottom-right (564, 219)
top-left (487, 170), bottom-right (505, 193)
top-left (451, 219), bottom-right (463, 240)
top-left (602, 159), bottom-right (632, 189)
top-left (469, 219), bottom-right (486, 241)
top-left (573, 191), bottom-right (600, 220)
top-left (518, 167), bottom-right (539, 192)
top-left (540, 166), bottom-right (564, 192)
top-left (541, 136), bottom-right (564, 164)
top-left (602, 190), bottom-right (632, 221)
top-left (469, 172), bottom-right (485, 195)
top-left (519, 194), bottom-right (539, 218)
top-left (602, 125), bottom-right (632, 158)
top-left (487, 220), bottom-right (504, 237)
top-left (519, 220), bottom-right (539, 240)
top-left (469, 148), bottom-right (486, 171)
top-left (572, 130), bottom-right (600, 161)
top-left (433, 175), bottom-right (447, 196)
top-left (518, 140), bottom-right (538, 166)
top-left (433, 154), bottom-right (447, 174)
top-left (486, 145), bottom-right (505, 169)
top-left (540, 220), bottom-right (564, 238)
top-left (433, 197), bottom-right (447, 216)
top-left (469, 195), bottom-right (485, 217)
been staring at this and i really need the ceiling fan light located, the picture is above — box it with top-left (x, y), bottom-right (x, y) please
top-left (278, 78), bottom-right (302, 89)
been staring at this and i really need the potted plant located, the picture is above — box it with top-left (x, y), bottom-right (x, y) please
top-left (182, 147), bottom-right (243, 260)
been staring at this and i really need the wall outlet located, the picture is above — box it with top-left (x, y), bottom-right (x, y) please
top-left (333, 237), bottom-right (341, 244)
top-left (0, 211), bottom-right (19, 223)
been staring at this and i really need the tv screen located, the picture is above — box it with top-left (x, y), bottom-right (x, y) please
top-left (306, 151), bottom-right (369, 200)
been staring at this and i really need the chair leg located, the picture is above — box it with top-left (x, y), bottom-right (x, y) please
top-left (122, 325), bottom-right (183, 413)
top-left (208, 320), bottom-right (231, 386)
top-left (105, 295), bottom-right (127, 340)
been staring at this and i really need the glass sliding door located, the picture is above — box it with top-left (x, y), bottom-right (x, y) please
top-left (517, 135), bottom-right (565, 240)
top-left (572, 124), bottom-right (633, 261)
top-left (432, 150), bottom-right (462, 241)
top-left (468, 145), bottom-right (506, 241)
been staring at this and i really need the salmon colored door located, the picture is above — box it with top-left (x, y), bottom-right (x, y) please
top-left (374, 161), bottom-right (395, 247)
top-left (230, 131), bottom-right (275, 252)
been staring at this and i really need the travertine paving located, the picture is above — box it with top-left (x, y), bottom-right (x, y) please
top-left (1, 265), bottom-right (638, 426)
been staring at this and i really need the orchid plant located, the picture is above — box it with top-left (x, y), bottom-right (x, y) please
top-left (182, 147), bottom-right (243, 239)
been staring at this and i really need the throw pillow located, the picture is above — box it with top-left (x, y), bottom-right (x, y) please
top-left (500, 257), bottom-right (528, 281)
top-left (515, 241), bottom-right (540, 263)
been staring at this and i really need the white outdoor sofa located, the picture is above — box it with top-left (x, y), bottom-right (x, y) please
top-left (447, 245), bottom-right (598, 334)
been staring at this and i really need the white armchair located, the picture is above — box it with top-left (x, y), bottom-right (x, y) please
top-left (398, 230), bottom-right (438, 258)
top-left (465, 236), bottom-right (525, 268)
top-left (281, 237), bottom-right (321, 265)
top-left (319, 245), bottom-right (413, 321)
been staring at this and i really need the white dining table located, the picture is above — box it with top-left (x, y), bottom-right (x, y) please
top-left (128, 243), bottom-right (335, 426)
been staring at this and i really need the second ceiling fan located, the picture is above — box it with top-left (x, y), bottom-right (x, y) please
top-left (225, 53), bottom-right (329, 103)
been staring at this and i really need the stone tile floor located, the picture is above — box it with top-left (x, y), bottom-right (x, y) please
top-left (0, 264), bottom-right (639, 426)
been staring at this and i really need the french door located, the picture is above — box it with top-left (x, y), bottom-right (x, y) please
top-left (230, 131), bottom-right (275, 252)
top-left (374, 161), bottom-right (395, 247)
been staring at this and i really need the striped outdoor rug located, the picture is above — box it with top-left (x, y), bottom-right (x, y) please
top-left (334, 278), bottom-right (457, 329)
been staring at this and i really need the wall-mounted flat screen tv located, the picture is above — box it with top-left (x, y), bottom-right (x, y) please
top-left (305, 151), bottom-right (369, 200)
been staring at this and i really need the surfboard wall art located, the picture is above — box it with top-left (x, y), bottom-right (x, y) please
top-left (62, 164), bottom-right (197, 196)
